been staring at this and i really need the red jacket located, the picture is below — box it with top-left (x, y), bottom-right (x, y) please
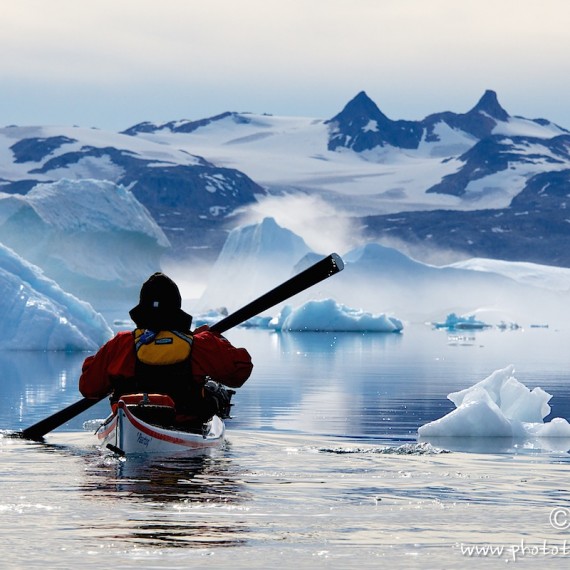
top-left (79, 330), bottom-right (253, 399)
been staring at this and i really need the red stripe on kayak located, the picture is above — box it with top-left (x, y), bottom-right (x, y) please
top-left (119, 400), bottom-right (218, 448)
top-left (96, 416), bottom-right (118, 440)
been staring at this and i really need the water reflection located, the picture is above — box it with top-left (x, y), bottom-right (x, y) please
top-left (272, 330), bottom-right (403, 356)
top-left (79, 445), bottom-right (251, 548)
top-left (0, 352), bottom-right (86, 430)
top-left (419, 435), bottom-right (570, 454)
top-left (3, 326), bottom-right (570, 449)
top-left (234, 330), bottom-right (438, 440)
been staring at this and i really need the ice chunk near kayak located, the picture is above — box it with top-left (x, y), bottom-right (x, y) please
top-left (270, 299), bottom-right (403, 332)
top-left (0, 243), bottom-right (112, 350)
top-left (418, 365), bottom-right (570, 438)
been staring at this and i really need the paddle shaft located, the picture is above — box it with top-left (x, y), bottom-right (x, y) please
top-left (20, 253), bottom-right (344, 441)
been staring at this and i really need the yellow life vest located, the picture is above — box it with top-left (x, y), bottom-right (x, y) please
top-left (134, 328), bottom-right (193, 366)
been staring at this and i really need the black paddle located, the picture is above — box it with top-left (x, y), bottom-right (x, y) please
top-left (19, 253), bottom-right (344, 441)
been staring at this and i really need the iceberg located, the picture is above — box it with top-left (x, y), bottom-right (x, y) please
top-left (432, 312), bottom-right (490, 330)
top-left (193, 307), bottom-right (273, 329)
top-left (270, 299), bottom-right (403, 332)
top-left (418, 365), bottom-right (570, 439)
top-left (198, 217), bottom-right (312, 311)
top-left (191, 299), bottom-right (403, 332)
top-left (0, 178), bottom-right (169, 305)
top-left (0, 243), bottom-right (112, 350)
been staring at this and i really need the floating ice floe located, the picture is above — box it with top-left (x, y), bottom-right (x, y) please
top-left (193, 298), bottom-right (403, 332)
top-left (432, 312), bottom-right (490, 330)
top-left (192, 308), bottom-right (228, 328)
top-left (270, 299), bottom-right (403, 332)
top-left (418, 365), bottom-right (570, 440)
top-left (193, 308), bottom-right (272, 329)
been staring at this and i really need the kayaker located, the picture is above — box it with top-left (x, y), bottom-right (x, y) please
top-left (79, 272), bottom-right (253, 427)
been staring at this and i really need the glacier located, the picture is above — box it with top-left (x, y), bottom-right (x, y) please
top-left (0, 242), bottom-right (112, 350)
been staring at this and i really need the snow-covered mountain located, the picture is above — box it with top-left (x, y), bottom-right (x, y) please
top-left (327, 89), bottom-right (565, 154)
top-left (120, 90), bottom-right (570, 266)
top-left (2, 90), bottom-right (570, 270)
top-left (122, 90), bottom-right (567, 211)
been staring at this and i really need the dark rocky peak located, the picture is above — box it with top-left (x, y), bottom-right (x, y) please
top-left (468, 90), bottom-right (510, 121)
top-left (326, 91), bottom-right (423, 151)
top-left (423, 90), bottom-right (509, 141)
top-left (329, 91), bottom-right (390, 124)
top-left (121, 121), bottom-right (161, 136)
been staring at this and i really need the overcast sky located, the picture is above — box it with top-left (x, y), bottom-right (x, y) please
top-left (2, 0), bottom-right (569, 131)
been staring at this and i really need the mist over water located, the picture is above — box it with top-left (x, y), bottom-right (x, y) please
top-left (152, 205), bottom-right (570, 331)
top-left (176, 245), bottom-right (570, 332)
top-left (236, 193), bottom-right (364, 257)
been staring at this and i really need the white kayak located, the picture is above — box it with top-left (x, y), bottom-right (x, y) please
top-left (96, 399), bottom-right (225, 456)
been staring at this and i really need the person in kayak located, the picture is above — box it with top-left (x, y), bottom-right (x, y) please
top-left (79, 272), bottom-right (253, 427)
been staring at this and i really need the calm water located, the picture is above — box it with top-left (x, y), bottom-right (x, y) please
top-left (2, 325), bottom-right (570, 568)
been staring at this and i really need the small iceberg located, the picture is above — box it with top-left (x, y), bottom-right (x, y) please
top-left (433, 312), bottom-right (490, 331)
top-left (270, 299), bottom-right (403, 332)
top-left (418, 365), bottom-right (570, 441)
top-left (193, 307), bottom-right (272, 329)
top-left (497, 320), bottom-right (521, 331)
top-left (193, 308), bottom-right (228, 328)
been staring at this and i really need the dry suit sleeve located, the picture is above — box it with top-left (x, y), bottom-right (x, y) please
top-left (79, 332), bottom-right (136, 398)
top-left (191, 331), bottom-right (253, 388)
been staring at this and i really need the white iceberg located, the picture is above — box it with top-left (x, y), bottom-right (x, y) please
top-left (418, 365), bottom-right (570, 439)
top-left (0, 242), bottom-right (112, 350)
top-left (198, 217), bottom-right (312, 312)
top-left (270, 299), bottom-right (403, 332)
top-left (0, 178), bottom-right (169, 304)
